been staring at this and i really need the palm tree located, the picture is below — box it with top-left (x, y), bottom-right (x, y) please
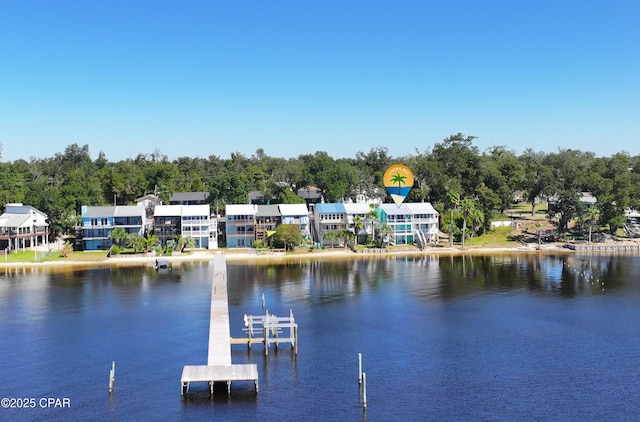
top-left (109, 227), bottom-right (128, 248)
top-left (467, 208), bottom-right (484, 246)
top-left (175, 235), bottom-right (196, 252)
top-left (586, 205), bottom-right (599, 245)
top-left (366, 204), bottom-right (378, 245)
top-left (337, 229), bottom-right (354, 249)
top-left (351, 215), bottom-right (364, 245)
top-left (460, 198), bottom-right (476, 249)
top-left (447, 189), bottom-right (461, 247)
top-left (390, 172), bottom-right (407, 194)
top-left (145, 234), bottom-right (159, 253)
top-left (322, 230), bottom-right (338, 248)
top-left (126, 233), bottom-right (146, 253)
top-left (377, 223), bottom-right (394, 247)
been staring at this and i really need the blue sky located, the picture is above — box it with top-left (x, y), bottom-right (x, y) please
top-left (1, 0), bottom-right (638, 162)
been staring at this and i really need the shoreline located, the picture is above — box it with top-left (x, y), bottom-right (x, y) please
top-left (3, 239), bottom-right (640, 272)
top-left (0, 243), bottom-right (580, 272)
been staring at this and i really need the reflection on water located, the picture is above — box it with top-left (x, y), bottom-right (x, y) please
top-left (224, 253), bottom-right (640, 307)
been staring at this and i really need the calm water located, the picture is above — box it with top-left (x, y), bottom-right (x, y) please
top-left (2, 254), bottom-right (640, 421)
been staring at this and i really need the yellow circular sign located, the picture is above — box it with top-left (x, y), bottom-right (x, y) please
top-left (383, 164), bottom-right (414, 206)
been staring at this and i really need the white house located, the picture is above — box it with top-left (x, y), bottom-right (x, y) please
top-left (378, 203), bottom-right (439, 246)
top-left (343, 202), bottom-right (374, 243)
top-left (154, 204), bottom-right (214, 249)
top-left (0, 203), bottom-right (50, 252)
top-left (278, 204), bottom-right (310, 239)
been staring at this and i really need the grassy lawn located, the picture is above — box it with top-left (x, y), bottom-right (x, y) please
top-left (0, 250), bottom-right (109, 263)
top-left (508, 201), bottom-right (548, 215)
top-left (1, 250), bottom-right (60, 263)
top-left (466, 226), bottom-right (519, 247)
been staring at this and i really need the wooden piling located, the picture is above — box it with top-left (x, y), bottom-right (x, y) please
top-left (362, 372), bottom-right (367, 409)
top-left (108, 361), bottom-right (115, 393)
top-left (358, 353), bottom-right (362, 385)
top-left (264, 309), bottom-right (269, 356)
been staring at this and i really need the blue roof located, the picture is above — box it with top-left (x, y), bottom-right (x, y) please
top-left (316, 203), bottom-right (346, 213)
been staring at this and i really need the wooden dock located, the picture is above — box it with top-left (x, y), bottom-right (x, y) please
top-left (181, 255), bottom-right (258, 395)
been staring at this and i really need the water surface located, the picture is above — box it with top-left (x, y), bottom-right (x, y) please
top-left (1, 254), bottom-right (640, 421)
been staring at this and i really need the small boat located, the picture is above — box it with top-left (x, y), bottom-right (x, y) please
top-left (155, 258), bottom-right (171, 271)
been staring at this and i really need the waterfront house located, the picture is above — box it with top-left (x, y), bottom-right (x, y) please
top-left (79, 205), bottom-right (146, 251)
top-left (313, 203), bottom-right (348, 247)
top-left (153, 204), bottom-right (214, 249)
top-left (343, 202), bottom-right (374, 244)
top-left (0, 203), bottom-right (50, 252)
top-left (225, 204), bottom-right (258, 248)
top-left (255, 204), bottom-right (281, 244)
top-left (378, 203), bottom-right (439, 245)
top-left (279, 203), bottom-right (310, 239)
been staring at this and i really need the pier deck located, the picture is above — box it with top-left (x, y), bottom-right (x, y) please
top-left (181, 255), bottom-right (258, 395)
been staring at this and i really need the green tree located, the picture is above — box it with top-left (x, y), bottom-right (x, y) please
top-left (481, 146), bottom-right (525, 213)
top-left (545, 149), bottom-right (594, 232)
top-left (467, 208), bottom-right (484, 246)
top-left (446, 183), bottom-right (461, 247)
top-left (521, 149), bottom-right (554, 215)
top-left (441, 217), bottom-right (460, 246)
top-left (366, 204), bottom-right (379, 245)
top-left (585, 206), bottom-right (599, 245)
top-left (145, 234), bottom-right (159, 252)
top-left (0, 162), bottom-right (27, 205)
top-left (275, 224), bottom-right (303, 251)
top-left (460, 198), bottom-right (476, 249)
top-left (431, 133), bottom-right (480, 197)
top-left (355, 147), bottom-right (390, 188)
top-left (337, 229), bottom-right (355, 250)
top-left (126, 233), bottom-right (147, 253)
top-left (175, 235), bottom-right (196, 252)
top-left (322, 230), bottom-right (338, 248)
top-left (109, 227), bottom-right (128, 248)
top-left (278, 189), bottom-right (306, 204)
top-left (351, 215), bottom-right (365, 245)
top-left (105, 160), bottom-right (147, 205)
top-left (378, 222), bottom-right (394, 247)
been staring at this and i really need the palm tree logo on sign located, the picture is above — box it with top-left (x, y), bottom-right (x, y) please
top-left (383, 164), bottom-right (414, 207)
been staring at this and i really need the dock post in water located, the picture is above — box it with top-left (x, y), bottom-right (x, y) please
top-left (358, 353), bottom-right (362, 385)
top-left (263, 310), bottom-right (269, 356)
top-left (292, 309), bottom-right (298, 355)
top-left (108, 361), bottom-right (115, 393)
top-left (362, 372), bottom-right (367, 409)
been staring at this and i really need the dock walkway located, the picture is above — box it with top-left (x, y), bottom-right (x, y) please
top-left (181, 255), bottom-right (258, 395)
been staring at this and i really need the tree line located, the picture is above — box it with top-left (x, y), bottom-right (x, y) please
top-left (1, 134), bottom-right (639, 240)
